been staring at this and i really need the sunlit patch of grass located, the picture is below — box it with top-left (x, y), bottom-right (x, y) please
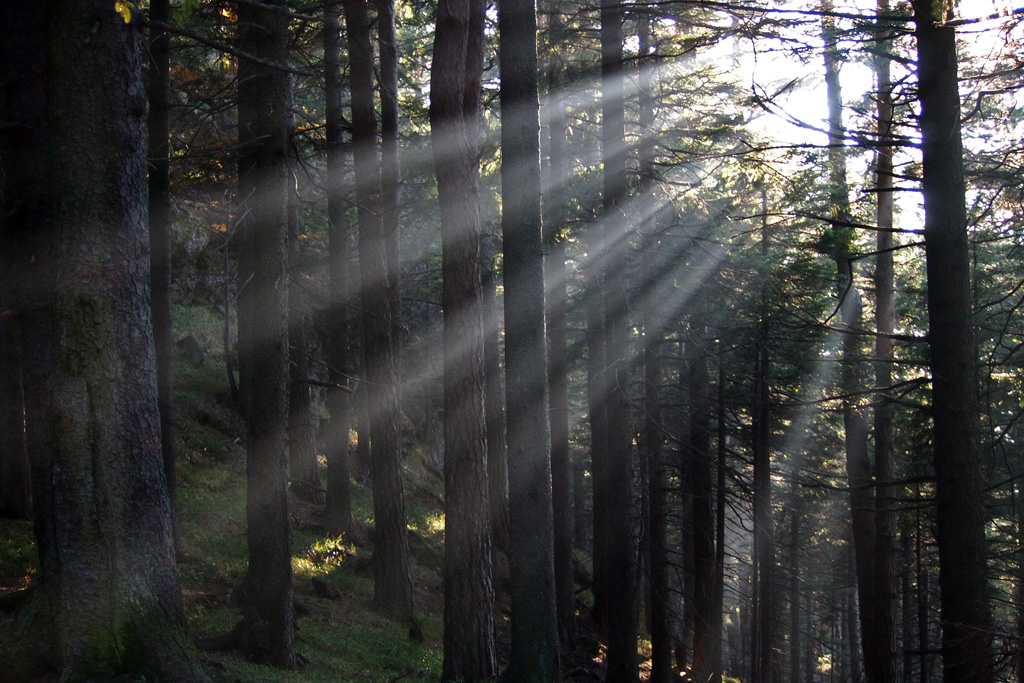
top-left (292, 536), bottom-right (355, 579)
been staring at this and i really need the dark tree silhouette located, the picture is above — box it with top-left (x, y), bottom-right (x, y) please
top-left (601, 0), bottom-right (639, 678)
top-left (913, 1), bottom-right (995, 680)
top-left (323, 0), bottom-right (356, 539)
top-left (500, 0), bottom-right (559, 677)
top-left (235, 0), bottom-right (298, 665)
top-left (147, 0), bottom-right (182, 557)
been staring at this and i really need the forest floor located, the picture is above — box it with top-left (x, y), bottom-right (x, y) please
top-left (0, 303), bottom-right (615, 682)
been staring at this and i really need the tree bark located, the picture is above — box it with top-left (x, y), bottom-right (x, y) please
top-left (147, 0), bottom-right (182, 556)
top-left (913, 2), bottom-right (995, 681)
top-left (1, 3), bottom-right (208, 677)
top-left (235, 0), bottom-right (297, 666)
top-left (872, 1), bottom-right (899, 679)
top-left (345, 0), bottom-right (418, 626)
top-left (431, 0), bottom-right (498, 676)
top-left (689, 327), bottom-right (716, 683)
top-left (323, 0), bottom-right (356, 538)
top-left (499, 0), bottom-right (559, 676)
top-left (601, 0), bottom-right (638, 677)
top-left (286, 86), bottom-right (322, 504)
top-left (822, 5), bottom-right (889, 678)
top-left (544, 9), bottom-right (578, 651)
top-left (752, 190), bottom-right (777, 683)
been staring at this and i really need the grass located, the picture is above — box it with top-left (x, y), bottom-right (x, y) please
top-left (167, 327), bottom-right (448, 681)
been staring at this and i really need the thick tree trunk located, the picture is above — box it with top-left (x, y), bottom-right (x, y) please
top-left (499, 0), bottom-right (559, 676)
top-left (235, 0), bottom-right (298, 667)
top-left (601, 0), bottom-right (638, 678)
top-left (431, 0), bottom-right (498, 676)
top-left (1, 3), bottom-right (207, 678)
top-left (913, 3), bottom-right (995, 681)
top-left (323, 1), bottom-right (356, 538)
top-left (147, 0), bottom-right (182, 556)
top-left (345, 0), bottom-right (417, 627)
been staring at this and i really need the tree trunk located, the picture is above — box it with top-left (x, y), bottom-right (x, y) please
top-left (912, 2), bottom-right (995, 681)
top-left (0, 0), bottom-right (52, 542)
top-left (752, 190), bottom-right (777, 683)
top-left (544, 11), bottom-right (578, 651)
top-left (822, 6), bottom-right (888, 678)
top-left (235, 0), bottom-right (297, 666)
top-left (1, 3), bottom-right (207, 677)
top-left (601, 0), bottom-right (638, 677)
top-left (635, 12), bottom-right (671, 680)
top-left (710, 356), bottom-right (728, 683)
top-left (689, 326), bottom-right (716, 683)
top-left (287, 97), bottom-right (322, 504)
top-left (788, 507), bottom-right (801, 683)
top-left (345, 0), bottom-right (418, 627)
top-left (323, 0), bottom-right (356, 539)
top-left (499, 0), bottom-right (559, 676)
top-left (431, 0), bottom-right (498, 676)
top-left (147, 0), bottom-right (181, 556)
top-left (0, 304), bottom-right (29, 520)
top-left (483, 232), bottom-right (509, 558)
top-left (872, 1), bottom-right (899, 679)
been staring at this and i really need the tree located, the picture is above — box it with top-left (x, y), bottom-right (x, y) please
top-left (323, 0), bottom-right (356, 539)
top-left (871, 1), bottom-right (898, 679)
top-left (751, 188), bottom-right (777, 683)
top-left (147, 0), bottom-right (182, 556)
top-left (431, 0), bottom-right (497, 676)
top-left (601, 0), bottom-right (639, 677)
top-left (0, 2), bottom-right (207, 678)
top-left (912, 1), bottom-right (995, 680)
top-left (345, 0), bottom-right (418, 627)
top-left (636, 9), bottom-right (672, 680)
top-left (544, 5), bottom-right (577, 652)
top-left (821, 4), bottom-right (889, 680)
top-left (235, 0), bottom-right (298, 665)
top-left (499, 0), bottom-right (559, 676)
